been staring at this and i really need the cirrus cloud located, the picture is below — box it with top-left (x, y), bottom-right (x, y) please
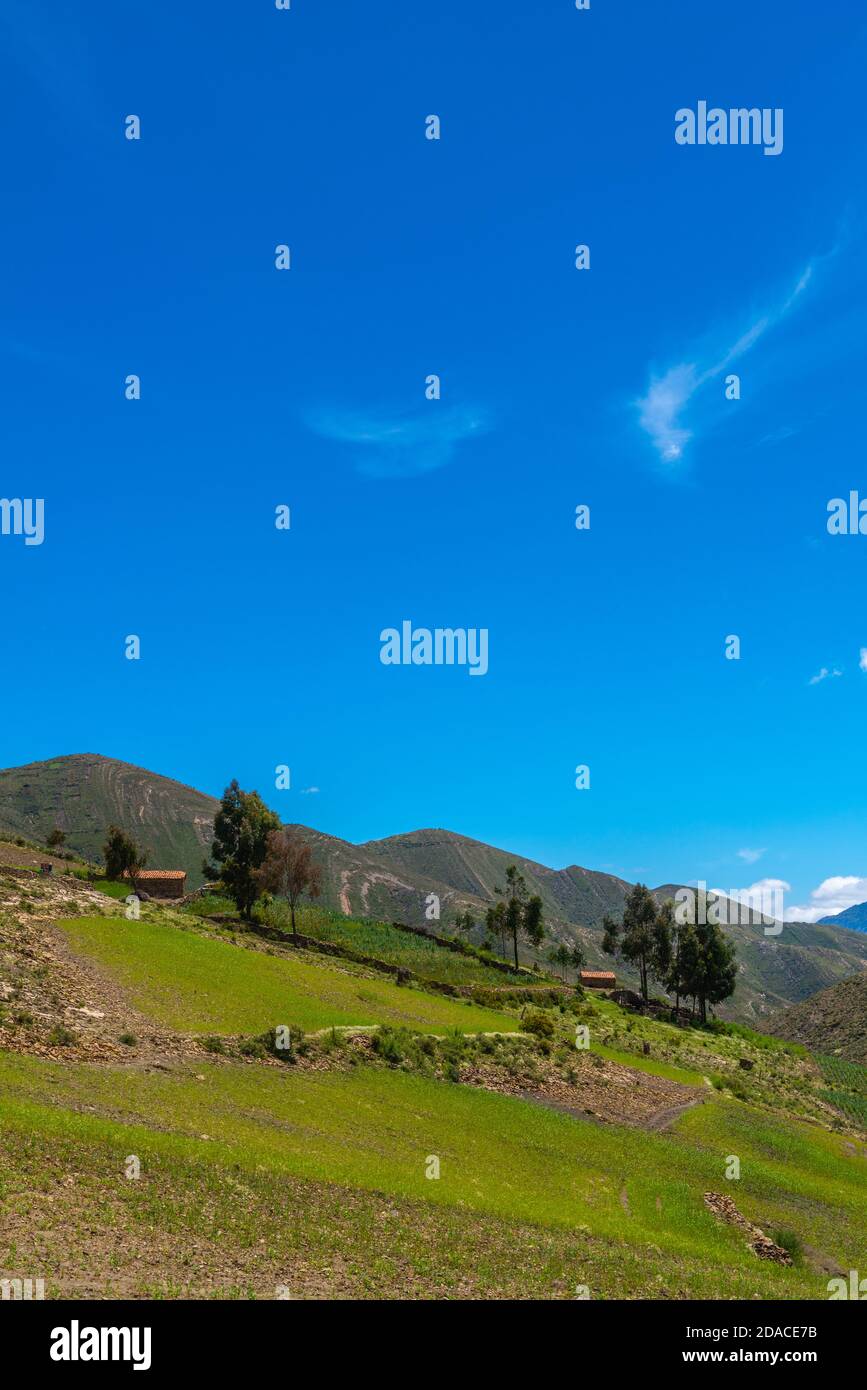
top-left (305, 404), bottom-right (490, 478)
top-left (634, 259), bottom-right (820, 466)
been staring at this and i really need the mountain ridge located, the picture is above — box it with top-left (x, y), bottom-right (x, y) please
top-left (817, 901), bottom-right (867, 933)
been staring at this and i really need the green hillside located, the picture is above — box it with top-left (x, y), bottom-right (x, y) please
top-left (57, 915), bottom-right (515, 1036)
top-left (1, 1047), bottom-right (864, 1300)
top-left (768, 972), bottom-right (867, 1063)
top-left (2, 862), bottom-right (867, 1301)
top-left (0, 754), bottom-right (217, 887)
top-left (360, 827), bottom-right (630, 930)
top-left (363, 837), bottom-right (867, 1025)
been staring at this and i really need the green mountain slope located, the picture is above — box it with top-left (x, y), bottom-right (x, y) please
top-left (360, 827), bottom-right (631, 926)
top-left (0, 754), bottom-right (218, 887)
top-left (767, 972), bottom-right (867, 1063)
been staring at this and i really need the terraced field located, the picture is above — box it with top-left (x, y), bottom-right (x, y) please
top-left (57, 915), bottom-right (516, 1035)
top-left (291, 905), bottom-right (526, 987)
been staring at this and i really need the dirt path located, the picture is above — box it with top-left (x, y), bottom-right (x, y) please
top-left (644, 1094), bottom-right (707, 1132)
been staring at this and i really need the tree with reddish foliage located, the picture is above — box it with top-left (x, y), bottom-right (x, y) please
top-left (255, 829), bottom-right (322, 938)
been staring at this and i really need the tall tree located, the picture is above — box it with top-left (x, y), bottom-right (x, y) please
top-left (492, 865), bottom-right (545, 970)
top-left (666, 919), bottom-right (698, 1017)
top-left (255, 829), bottom-right (322, 938)
top-left (602, 884), bottom-right (671, 1002)
top-left (452, 909), bottom-right (475, 939)
top-left (485, 900), bottom-right (509, 958)
top-left (548, 943), bottom-right (571, 981)
top-left (47, 827), bottom-right (66, 853)
top-left (204, 780), bottom-right (280, 920)
top-left (103, 825), bottom-right (147, 892)
top-left (653, 900), bottom-right (674, 984)
top-left (689, 919), bottom-right (738, 1024)
top-left (569, 942), bottom-right (586, 980)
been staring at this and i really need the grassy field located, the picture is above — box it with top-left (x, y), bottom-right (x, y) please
top-left (591, 1041), bottom-right (707, 1087)
top-left (57, 915), bottom-right (516, 1035)
top-left (816, 1053), bottom-right (867, 1130)
top-left (5, 886), bottom-right (865, 1302)
top-left (89, 878), bottom-right (131, 901)
top-left (290, 905), bottom-right (526, 987)
top-left (1, 1047), bottom-right (863, 1299)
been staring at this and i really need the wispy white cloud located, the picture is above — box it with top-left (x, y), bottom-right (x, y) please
top-left (299, 786), bottom-right (320, 795)
top-left (809, 666), bottom-right (843, 685)
top-left (634, 260), bottom-right (819, 465)
top-left (859, 648), bottom-right (867, 673)
top-left (306, 405), bottom-right (489, 478)
top-left (736, 847), bottom-right (766, 865)
top-left (636, 364), bottom-right (697, 462)
top-left (785, 874), bottom-right (867, 923)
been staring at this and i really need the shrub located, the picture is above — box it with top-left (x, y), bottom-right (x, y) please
top-left (522, 1009), bottom-right (555, 1039)
top-left (48, 1024), bottom-right (76, 1047)
top-left (119, 1032), bottom-right (137, 1046)
top-left (201, 1035), bottom-right (226, 1054)
top-left (372, 1027), bottom-right (407, 1066)
top-left (771, 1229), bottom-right (803, 1263)
top-left (319, 1026), bottom-right (346, 1054)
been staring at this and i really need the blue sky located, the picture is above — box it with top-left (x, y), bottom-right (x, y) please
top-left (2, 0), bottom-right (867, 921)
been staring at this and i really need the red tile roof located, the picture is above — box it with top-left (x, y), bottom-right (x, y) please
top-left (120, 869), bottom-right (187, 880)
top-left (580, 970), bottom-right (615, 981)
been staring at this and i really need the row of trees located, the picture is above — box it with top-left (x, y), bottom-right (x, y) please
top-left (452, 864), bottom-right (586, 979)
top-left (602, 883), bottom-right (737, 1022)
top-left (547, 942), bottom-right (585, 984)
top-left (455, 872), bottom-right (736, 1019)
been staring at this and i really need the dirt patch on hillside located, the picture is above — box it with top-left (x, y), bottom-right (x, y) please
top-left (0, 871), bottom-right (197, 1065)
top-left (459, 1049), bottom-right (704, 1129)
top-left (703, 1193), bottom-right (793, 1264)
top-left (0, 844), bottom-right (82, 873)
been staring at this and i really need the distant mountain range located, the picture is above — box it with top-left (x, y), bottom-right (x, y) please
top-left (3, 753), bottom-right (867, 1025)
top-left (766, 971), bottom-right (867, 1063)
top-left (817, 902), bottom-right (867, 933)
